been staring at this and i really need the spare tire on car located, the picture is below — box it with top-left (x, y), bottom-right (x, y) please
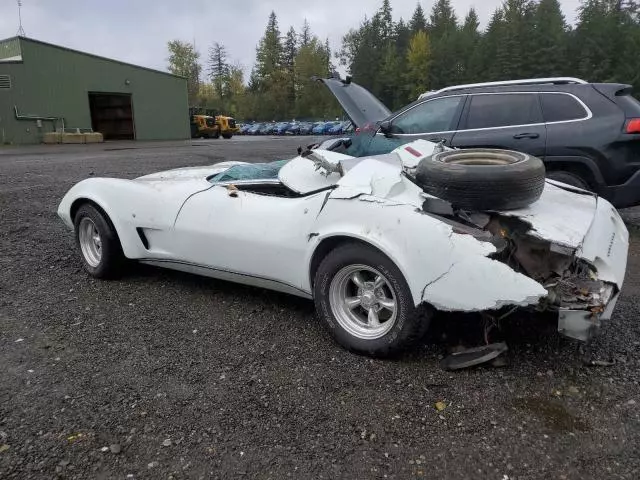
top-left (415, 149), bottom-right (546, 211)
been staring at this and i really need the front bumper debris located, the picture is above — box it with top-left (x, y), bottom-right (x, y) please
top-left (557, 292), bottom-right (620, 342)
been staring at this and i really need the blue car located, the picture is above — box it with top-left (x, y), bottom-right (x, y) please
top-left (273, 122), bottom-right (291, 135)
top-left (286, 122), bottom-right (302, 135)
top-left (312, 122), bottom-right (328, 135)
top-left (298, 122), bottom-right (315, 135)
top-left (328, 121), bottom-right (351, 135)
top-left (259, 123), bottom-right (276, 135)
top-left (247, 123), bottom-right (263, 135)
top-left (240, 124), bottom-right (253, 134)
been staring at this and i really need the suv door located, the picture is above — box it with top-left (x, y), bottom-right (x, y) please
top-left (451, 93), bottom-right (547, 158)
top-left (362, 95), bottom-right (466, 156)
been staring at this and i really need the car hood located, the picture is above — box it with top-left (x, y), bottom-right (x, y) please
top-left (135, 162), bottom-right (247, 182)
top-left (318, 77), bottom-right (391, 128)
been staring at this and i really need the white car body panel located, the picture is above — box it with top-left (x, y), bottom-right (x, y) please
top-left (279, 150), bottom-right (351, 194)
top-left (58, 140), bottom-right (629, 340)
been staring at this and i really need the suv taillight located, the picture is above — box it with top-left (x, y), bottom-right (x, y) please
top-left (625, 118), bottom-right (640, 134)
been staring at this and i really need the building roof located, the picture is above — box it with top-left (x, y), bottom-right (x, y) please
top-left (0, 36), bottom-right (185, 79)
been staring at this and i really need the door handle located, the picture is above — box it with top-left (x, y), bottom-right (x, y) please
top-left (513, 133), bottom-right (540, 140)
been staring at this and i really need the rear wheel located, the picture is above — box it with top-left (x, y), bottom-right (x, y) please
top-left (314, 243), bottom-right (430, 357)
top-left (546, 170), bottom-right (591, 190)
top-left (222, 133), bottom-right (233, 139)
top-left (74, 204), bottom-right (126, 279)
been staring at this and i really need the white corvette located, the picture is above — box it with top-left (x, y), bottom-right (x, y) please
top-left (58, 140), bottom-right (629, 356)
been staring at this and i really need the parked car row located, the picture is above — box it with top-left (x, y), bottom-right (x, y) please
top-left (238, 121), bottom-right (353, 136)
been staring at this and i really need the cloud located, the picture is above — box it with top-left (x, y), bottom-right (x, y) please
top-left (0, 0), bottom-right (583, 80)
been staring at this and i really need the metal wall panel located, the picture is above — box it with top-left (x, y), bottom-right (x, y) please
top-left (0, 37), bottom-right (190, 144)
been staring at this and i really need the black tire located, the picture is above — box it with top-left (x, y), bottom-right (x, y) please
top-left (415, 149), bottom-right (546, 211)
top-left (546, 170), bottom-right (591, 190)
top-left (314, 243), bottom-right (430, 357)
top-left (74, 203), bottom-right (126, 279)
top-left (222, 133), bottom-right (233, 139)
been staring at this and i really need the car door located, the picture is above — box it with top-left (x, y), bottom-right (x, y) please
top-left (170, 180), bottom-right (326, 295)
top-left (362, 95), bottom-right (467, 155)
top-left (450, 92), bottom-right (547, 158)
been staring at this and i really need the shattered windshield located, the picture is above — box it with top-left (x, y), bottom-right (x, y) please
top-left (209, 159), bottom-right (290, 183)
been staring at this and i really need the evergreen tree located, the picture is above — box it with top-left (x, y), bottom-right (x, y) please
top-left (429, 0), bottom-right (457, 39)
top-left (256, 11), bottom-right (283, 81)
top-left (572, 0), bottom-right (640, 89)
top-left (208, 42), bottom-right (229, 107)
top-left (530, 0), bottom-right (568, 77)
top-left (481, 9), bottom-right (507, 80)
top-left (428, 0), bottom-right (458, 88)
top-left (409, 3), bottom-right (428, 34)
top-left (457, 8), bottom-right (481, 83)
top-left (284, 27), bottom-right (298, 105)
top-left (494, 0), bottom-right (537, 79)
top-left (254, 11), bottom-right (287, 119)
top-left (300, 19), bottom-right (312, 47)
top-left (378, 0), bottom-right (394, 41)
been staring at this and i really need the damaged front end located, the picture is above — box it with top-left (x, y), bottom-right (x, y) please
top-left (487, 216), bottom-right (619, 341)
top-left (427, 198), bottom-right (627, 342)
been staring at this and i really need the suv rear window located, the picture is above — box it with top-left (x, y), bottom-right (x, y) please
top-left (391, 96), bottom-right (464, 134)
top-left (541, 93), bottom-right (588, 122)
top-left (465, 94), bottom-right (541, 129)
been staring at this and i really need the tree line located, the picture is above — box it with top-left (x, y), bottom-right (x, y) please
top-left (167, 0), bottom-right (640, 120)
top-left (167, 14), bottom-right (341, 121)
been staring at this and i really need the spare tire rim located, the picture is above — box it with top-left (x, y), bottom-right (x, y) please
top-left (434, 150), bottom-right (526, 166)
top-left (329, 265), bottom-right (397, 340)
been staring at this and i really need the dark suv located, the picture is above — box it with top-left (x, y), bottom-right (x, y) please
top-left (321, 77), bottom-right (640, 208)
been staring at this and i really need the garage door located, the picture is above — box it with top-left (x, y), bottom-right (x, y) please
top-left (88, 93), bottom-right (135, 140)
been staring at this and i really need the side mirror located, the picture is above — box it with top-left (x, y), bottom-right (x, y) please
top-left (379, 120), bottom-right (393, 138)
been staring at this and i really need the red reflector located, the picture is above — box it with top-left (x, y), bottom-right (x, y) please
top-left (355, 127), bottom-right (361, 133)
top-left (404, 146), bottom-right (422, 157)
top-left (626, 118), bottom-right (640, 134)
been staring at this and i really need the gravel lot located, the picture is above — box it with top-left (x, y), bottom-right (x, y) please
top-left (1, 137), bottom-right (639, 480)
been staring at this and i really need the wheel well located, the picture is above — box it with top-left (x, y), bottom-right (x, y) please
top-left (309, 236), bottom-right (388, 288)
top-left (545, 162), bottom-right (596, 189)
top-left (69, 199), bottom-right (120, 241)
top-left (70, 198), bottom-right (109, 223)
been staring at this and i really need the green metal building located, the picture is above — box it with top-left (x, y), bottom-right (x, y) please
top-left (0, 36), bottom-right (190, 144)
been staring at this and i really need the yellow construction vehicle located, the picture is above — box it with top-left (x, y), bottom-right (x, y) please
top-left (216, 115), bottom-right (239, 139)
top-left (190, 114), bottom-right (220, 139)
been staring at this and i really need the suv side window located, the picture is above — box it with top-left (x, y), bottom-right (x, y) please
top-left (464, 93), bottom-right (542, 129)
top-left (391, 96), bottom-right (464, 134)
top-left (540, 93), bottom-right (589, 122)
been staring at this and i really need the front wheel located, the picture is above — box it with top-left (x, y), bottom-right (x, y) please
top-left (222, 133), bottom-right (233, 139)
top-left (74, 203), bottom-right (126, 279)
top-left (314, 243), bottom-right (430, 357)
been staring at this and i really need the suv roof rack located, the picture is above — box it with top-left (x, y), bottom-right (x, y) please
top-left (419, 77), bottom-right (589, 99)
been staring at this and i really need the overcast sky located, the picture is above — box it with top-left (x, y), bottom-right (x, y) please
top-left (0, 0), bottom-right (582, 78)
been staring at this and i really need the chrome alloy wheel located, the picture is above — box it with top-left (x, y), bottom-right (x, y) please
top-left (329, 264), bottom-right (398, 340)
top-left (78, 217), bottom-right (102, 267)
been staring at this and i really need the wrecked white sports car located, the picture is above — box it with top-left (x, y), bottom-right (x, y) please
top-left (58, 140), bottom-right (628, 356)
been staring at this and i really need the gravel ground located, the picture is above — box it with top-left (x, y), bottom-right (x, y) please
top-left (1, 137), bottom-right (639, 480)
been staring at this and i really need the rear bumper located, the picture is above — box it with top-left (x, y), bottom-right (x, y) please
top-left (601, 169), bottom-right (640, 208)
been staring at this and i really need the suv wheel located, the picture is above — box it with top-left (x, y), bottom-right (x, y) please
top-left (546, 171), bottom-right (591, 190)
